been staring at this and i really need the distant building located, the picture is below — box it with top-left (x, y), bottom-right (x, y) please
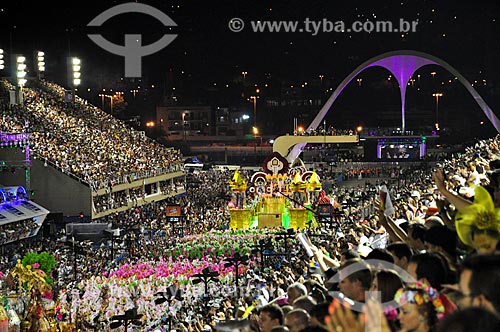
top-left (156, 105), bottom-right (253, 140)
top-left (214, 106), bottom-right (252, 136)
top-left (156, 106), bottom-right (212, 139)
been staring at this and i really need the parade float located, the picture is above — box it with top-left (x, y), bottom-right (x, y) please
top-left (0, 231), bottom-right (267, 331)
top-left (228, 152), bottom-right (331, 230)
top-left (0, 252), bottom-right (67, 332)
top-left (54, 231), bottom-right (263, 331)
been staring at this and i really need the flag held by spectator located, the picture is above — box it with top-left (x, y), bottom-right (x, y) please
top-left (379, 185), bottom-right (395, 217)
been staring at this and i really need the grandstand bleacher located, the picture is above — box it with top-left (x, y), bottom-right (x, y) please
top-left (0, 186), bottom-right (49, 244)
top-left (0, 79), bottom-right (185, 219)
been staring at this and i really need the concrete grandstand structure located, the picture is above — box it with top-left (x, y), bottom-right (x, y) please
top-left (0, 80), bottom-right (185, 219)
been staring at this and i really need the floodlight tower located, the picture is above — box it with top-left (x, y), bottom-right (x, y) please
top-left (16, 55), bottom-right (27, 104)
top-left (0, 49), bottom-right (4, 70)
top-left (68, 57), bottom-right (81, 103)
top-left (36, 51), bottom-right (45, 80)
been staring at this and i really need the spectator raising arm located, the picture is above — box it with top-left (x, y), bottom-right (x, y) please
top-left (433, 169), bottom-right (472, 210)
top-left (311, 245), bottom-right (340, 272)
top-left (374, 198), bottom-right (407, 243)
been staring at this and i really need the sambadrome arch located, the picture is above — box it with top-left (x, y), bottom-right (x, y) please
top-left (279, 50), bottom-right (500, 163)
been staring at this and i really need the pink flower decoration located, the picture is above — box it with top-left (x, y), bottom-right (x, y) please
top-left (42, 291), bottom-right (53, 300)
top-left (384, 306), bottom-right (398, 321)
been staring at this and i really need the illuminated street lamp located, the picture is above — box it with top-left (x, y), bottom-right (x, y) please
top-left (252, 126), bottom-right (259, 162)
top-left (98, 93), bottom-right (106, 109)
top-left (145, 121), bottom-right (155, 137)
top-left (432, 92), bottom-right (443, 130)
top-left (356, 125), bottom-right (363, 134)
top-left (113, 92), bottom-right (124, 111)
top-left (98, 94), bottom-right (113, 113)
top-left (297, 126), bottom-right (304, 135)
top-left (250, 92), bottom-right (259, 127)
top-left (241, 71), bottom-right (247, 83)
top-left (182, 112), bottom-right (187, 141)
top-left (107, 95), bottom-right (114, 114)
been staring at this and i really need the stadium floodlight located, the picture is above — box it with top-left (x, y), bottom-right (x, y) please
top-left (0, 49), bottom-right (4, 70)
top-left (72, 57), bottom-right (81, 86)
top-left (37, 51), bottom-right (45, 73)
top-left (16, 55), bottom-right (27, 87)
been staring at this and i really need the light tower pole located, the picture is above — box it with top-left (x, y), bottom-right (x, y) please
top-left (432, 92), bottom-right (443, 130)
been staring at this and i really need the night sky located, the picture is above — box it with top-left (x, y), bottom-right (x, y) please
top-left (1, 0), bottom-right (499, 134)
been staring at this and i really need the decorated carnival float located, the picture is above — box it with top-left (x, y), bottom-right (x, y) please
top-left (228, 152), bottom-right (333, 230)
top-left (0, 252), bottom-right (64, 332)
top-left (0, 231), bottom-right (267, 331)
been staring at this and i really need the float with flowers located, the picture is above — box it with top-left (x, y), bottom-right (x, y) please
top-left (1, 230), bottom-right (279, 331)
top-left (1, 251), bottom-right (57, 332)
top-left (52, 229), bottom-right (275, 331)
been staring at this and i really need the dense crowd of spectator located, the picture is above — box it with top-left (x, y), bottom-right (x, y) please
top-left (0, 219), bottom-right (39, 245)
top-left (0, 79), bottom-right (183, 190)
top-left (294, 127), bottom-right (356, 136)
top-left (91, 178), bottom-right (185, 213)
top-left (0, 130), bottom-right (497, 330)
top-left (3, 77), bottom-right (500, 331)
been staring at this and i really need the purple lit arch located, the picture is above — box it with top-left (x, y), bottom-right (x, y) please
top-left (287, 50), bottom-right (500, 162)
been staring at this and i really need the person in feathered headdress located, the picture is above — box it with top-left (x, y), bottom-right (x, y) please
top-left (454, 185), bottom-right (500, 254)
top-left (433, 167), bottom-right (500, 254)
